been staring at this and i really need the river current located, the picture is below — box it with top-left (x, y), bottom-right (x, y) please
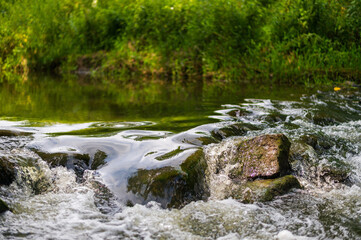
top-left (0, 78), bottom-right (360, 239)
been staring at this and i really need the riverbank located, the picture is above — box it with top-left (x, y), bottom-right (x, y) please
top-left (1, 0), bottom-right (361, 84)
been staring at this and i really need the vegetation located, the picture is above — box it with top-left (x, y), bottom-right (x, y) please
top-left (1, 0), bottom-right (361, 84)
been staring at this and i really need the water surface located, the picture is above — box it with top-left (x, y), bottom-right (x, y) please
top-left (0, 76), bottom-right (360, 239)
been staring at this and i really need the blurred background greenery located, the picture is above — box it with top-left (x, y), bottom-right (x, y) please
top-left (1, 0), bottom-right (361, 84)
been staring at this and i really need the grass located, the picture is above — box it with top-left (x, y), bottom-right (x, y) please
top-left (1, 0), bottom-right (361, 84)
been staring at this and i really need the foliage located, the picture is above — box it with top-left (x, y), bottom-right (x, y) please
top-left (1, 0), bottom-right (361, 84)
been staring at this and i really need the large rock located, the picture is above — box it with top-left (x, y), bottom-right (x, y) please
top-left (209, 134), bottom-right (292, 181)
top-left (127, 134), bottom-right (300, 208)
top-left (127, 149), bottom-right (208, 208)
top-left (235, 134), bottom-right (291, 179)
top-left (205, 134), bottom-right (297, 201)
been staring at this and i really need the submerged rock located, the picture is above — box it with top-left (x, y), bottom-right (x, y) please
top-left (0, 156), bottom-right (16, 185)
top-left (289, 140), bottom-right (350, 183)
top-left (36, 150), bottom-right (108, 180)
top-left (127, 149), bottom-right (208, 208)
top-left (211, 123), bottom-right (259, 141)
top-left (233, 175), bottom-right (301, 203)
top-left (0, 198), bottom-right (9, 213)
top-left (0, 129), bottom-right (32, 137)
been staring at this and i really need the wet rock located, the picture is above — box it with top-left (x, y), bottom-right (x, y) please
top-left (233, 175), bottom-right (301, 203)
top-left (211, 123), bottom-right (259, 141)
top-left (36, 151), bottom-right (90, 179)
top-left (194, 136), bottom-right (219, 146)
top-left (0, 156), bottom-right (16, 185)
top-left (262, 112), bottom-right (287, 123)
top-left (289, 141), bottom-right (350, 183)
top-left (229, 134), bottom-right (291, 179)
top-left (0, 130), bottom-right (32, 137)
top-left (155, 147), bottom-right (185, 161)
top-left (225, 109), bottom-right (249, 118)
top-left (127, 149), bottom-right (208, 208)
top-left (205, 134), bottom-right (293, 200)
top-left (0, 198), bottom-right (9, 213)
top-left (19, 164), bottom-right (52, 195)
top-left (91, 150), bottom-right (107, 170)
top-left (299, 134), bottom-right (332, 152)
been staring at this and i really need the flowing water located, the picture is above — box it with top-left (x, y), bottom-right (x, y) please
top-left (0, 76), bottom-right (360, 240)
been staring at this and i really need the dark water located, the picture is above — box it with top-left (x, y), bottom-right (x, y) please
top-left (0, 76), bottom-right (360, 240)
top-left (0, 75), bottom-right (311, 129)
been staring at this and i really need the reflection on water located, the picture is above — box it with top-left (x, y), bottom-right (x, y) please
top-left (0, 75), bottom-right (313, 131)
top-left (1, 76), bottom-right (360, 239)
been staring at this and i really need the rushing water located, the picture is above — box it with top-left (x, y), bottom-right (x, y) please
top-left (0, 77), bottom-right (360, 239)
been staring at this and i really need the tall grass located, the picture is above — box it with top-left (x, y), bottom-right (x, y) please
top-left (1, 0), bottom-right (361, 84)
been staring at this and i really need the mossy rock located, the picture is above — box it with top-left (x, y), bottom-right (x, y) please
top-left (127, 149), bottom-right (208, 208)
top-left (0, 198), bottom-right (9, 213)
top-left (0, 156), bottom-right (16, 185)
top-left (319, 165), bottom-right (350, 183)
top-left (180, 149), bottom-right (209, 200)
top-left (289, 141), bottom-right (350, 183)
top-left (36, 151), bottom-right (91, 179)
top-left (230, 134), bottom-right (291, 179)
top-left (262, 112), bottom-right (287, 123)
top-left (127, 167), bottom-right (187, 208)
top-left (155, 147), bottom-right (185, 161)
top-left (226, 109), bottom-right (249, 118)
top-left (211, 123), bottom-right (258, 140)
top-left (232, 175), bottom-right (301, 203)
top-left (299, 134), bottom-right (332, 152)
top-left (0, 129), bottom-right (33, 137)
top-left (91, 150), bottom-right (107, 170)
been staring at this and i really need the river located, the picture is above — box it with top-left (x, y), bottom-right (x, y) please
top-left (0, 76), bottom-right (360, 239)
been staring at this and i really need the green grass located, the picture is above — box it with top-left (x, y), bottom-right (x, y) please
top-left (1, 0), bottom-right (361, 84)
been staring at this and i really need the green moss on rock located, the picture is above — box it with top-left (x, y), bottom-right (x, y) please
top-left (233, 175), bottom-right (301, 203)
top-left (232, 134), bottom-right (291, 179)
top-left (0, 130), bottom-right (33, 137)
top-left (155, 147), bottom-right (185, 161)
top-left (0, 198), bottom-right (9, 213)
top-left (211, 123), bottom-right (257, 140)
top-left (91, 150), bottom-right (107, 170)
top-left (127, 149), bottom-right (208, 208)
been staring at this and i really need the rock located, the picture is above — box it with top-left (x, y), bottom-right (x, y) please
top-left (230, 134), bottom-right (291, 179)
top-left (155, 147), bottom-right (185, 161)
top-left (0, 156), bottom-right (16, 185)
top-left (127, 149), bottom-right (208, 208)
top-left (0, 198), bottom-right (9, 213)
top-left (262, 112), bottom-right (287, 123)
top-left (36, 151), bottom-right (90, 179)
top-left (205, 134), bottom-right (293, 200)
top-left (211, 123), bottom-right (259, 141)
top-left (0, 129), bottom-right (32, 137)
top-left (225, 109), bottom-right (249, 118)
top-left (232, 175), bottom-right (301, 203)
top-left (91, 150), bottom-right (107, 170)
top-left (299, 134), bottom-right (332, 152)
top-left (127, 134), bottom-right (298, 207)
top-left (289, 140), bottom-right (350, 183)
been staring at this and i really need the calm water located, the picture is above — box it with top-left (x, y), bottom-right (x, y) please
top-left (0, 76), bottom-right (360, 239)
